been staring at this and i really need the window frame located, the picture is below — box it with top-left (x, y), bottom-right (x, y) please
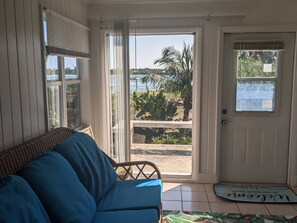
top-left (232, 50), bottom-right (283, 115)
top-left (46, 55), bottom-right (82, 129)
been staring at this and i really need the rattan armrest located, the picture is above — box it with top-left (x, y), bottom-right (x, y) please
top-left (113, 161), bottom-right (162, 180)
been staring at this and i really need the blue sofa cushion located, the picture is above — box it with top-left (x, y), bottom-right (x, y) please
top-left (92, 209), bottom-right (158, 223)
top-left (55, 132), bottom-right (116, 204)
top-left (20, 151), bottom-right (96, 223)
top-left (0, 175), bottom-right (51, 223)
top-left (97, 179), bottom-right (162, 218)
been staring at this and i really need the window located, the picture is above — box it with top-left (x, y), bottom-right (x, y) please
top-left (233, 41), bottom-right (284, 112)
top-left (46, 55), bottom-right (82, 129)
top-left (235, 49), bottom-right (280, 112)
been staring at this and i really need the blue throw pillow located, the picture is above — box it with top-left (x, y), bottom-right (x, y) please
top-left (0, 175), bottom-right (50, 223)
top-left (55, 132), bottom-right (116, 204)
top-left (20, 151), bottom-right (96, 223)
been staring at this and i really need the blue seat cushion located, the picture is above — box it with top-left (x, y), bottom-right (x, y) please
top-left (20, 151), bottom-right (96, 223)
top-left (55, 132), bottom-right (116, 204)
top-left (97, 179), bottom-right (162, 218)
top-left (0, 175), bottom-right (51, 223)
top-left (92, 209), bottom-right (158, 223)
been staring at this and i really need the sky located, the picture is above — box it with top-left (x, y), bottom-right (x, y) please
top-left (129, 34), bottom-right (194, 69)
top-left (46, 34), bottom-right (194, 70)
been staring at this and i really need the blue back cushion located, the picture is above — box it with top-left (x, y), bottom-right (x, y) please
top-left (20, 152), bottom-right (96, 223)
top-left (0, 175), bottom-right (50, 223)
top-left (55, 132), bottom-right (116, 204)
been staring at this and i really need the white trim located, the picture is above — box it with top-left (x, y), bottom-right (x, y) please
top-left (288, 33), bottom-right (297, 186)
top-left (221, 25), bottom-right (297, 33)
top-left (217, 25), bottom-right (297, 186)
top-left (65, 79), bottom-right (81, 85)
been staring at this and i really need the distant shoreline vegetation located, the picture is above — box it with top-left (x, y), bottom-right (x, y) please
top-left (110, 68), bottom-right (166, 75)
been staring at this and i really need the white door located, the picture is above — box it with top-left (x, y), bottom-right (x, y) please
top-left (220, 33), bottom-right (295, 184)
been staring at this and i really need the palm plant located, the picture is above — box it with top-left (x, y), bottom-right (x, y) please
top-left (142, 43), bottom-right (193, 121)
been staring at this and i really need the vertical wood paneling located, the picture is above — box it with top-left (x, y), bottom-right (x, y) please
top-left (41, 0), bottom-right (88, 26)
top-left (5, 0), bottom-right (23, 145)
top-left (24, 0), bottom-right (39, 137)
top-left (0, 100), bottom-right (3, 150)
top-left (15, 0), bottom-right (32, 141)
top-left (0, 0), bottom-right (14, 150)
top-left (32, 0), bottom-right (46, 134)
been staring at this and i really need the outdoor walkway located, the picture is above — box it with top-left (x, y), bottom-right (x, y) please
top-left (131, 143), bottom-right (192, 175)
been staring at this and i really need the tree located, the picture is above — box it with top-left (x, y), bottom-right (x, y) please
top-left (142, 43), bottom-right (193, 121)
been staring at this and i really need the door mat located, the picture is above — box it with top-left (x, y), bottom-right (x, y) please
top-left (213, 183), bottom-right (297, 203)
top-left (163, 211), bottom-right (297, 223)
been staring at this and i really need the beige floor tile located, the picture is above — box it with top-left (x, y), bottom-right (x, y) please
top-left (206, 192), bottom-right (230, 203)
top-left (204, 184), bottom-right (214, 192)
top-left (182, 191), bottom-right (208, 202)
top-left (163, 190), bottom-right (182, 201)
top-left (163, 183), bottom-right (182, 192)
top-left (162, 201), bottom-right (182, 211)
top-left (265, 204), bottom-right (297, 216)
top-left (183, 201), bottom-right (211, 212)
top-left (210, 202), bottom-right (240, 213)
top-left (181, 183), bottom-right (205, 192)
top-left (237, 203), bottom-right (269, 215)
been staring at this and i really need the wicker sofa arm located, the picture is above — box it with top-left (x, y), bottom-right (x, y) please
top-left (113, 161), bottom-right (161, 181)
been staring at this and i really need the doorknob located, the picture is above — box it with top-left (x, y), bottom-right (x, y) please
top-left (221, 119), bottom-right (227, 125)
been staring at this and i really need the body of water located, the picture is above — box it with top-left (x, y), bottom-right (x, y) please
top-left (110, 74), bottom-right (156, 93)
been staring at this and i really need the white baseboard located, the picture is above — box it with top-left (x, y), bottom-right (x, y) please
top-left (197, 173), bottom-right (218, 183)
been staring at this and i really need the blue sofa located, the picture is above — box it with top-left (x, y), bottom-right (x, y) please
top-left (0, 128), bottom-right (162, 223)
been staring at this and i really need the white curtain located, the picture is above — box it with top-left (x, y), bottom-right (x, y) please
top-left (101, 21), bottom-right (130, 162)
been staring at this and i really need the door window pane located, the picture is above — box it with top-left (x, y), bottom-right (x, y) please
top-left (47, 85), bottom-right (61, 129)
top-left (237, 51), bottom-right (278, 78)
top-left (45, 55), bottom-right (59, 81)
top-left (64, 57), bottom-right (79, 80)
top-left (66, 84), bottom-right (81, 128)
top-left (236, 50), bottom-right (278, 112)
top-left (236, 80), bottom-right (276, 111)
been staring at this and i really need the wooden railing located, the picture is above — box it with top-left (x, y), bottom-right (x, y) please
top-left (130, 120), bottom-right (192, 144)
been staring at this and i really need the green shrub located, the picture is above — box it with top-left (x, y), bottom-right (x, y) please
top-left (132, 90), bottom-right (177, 121)
top-left (152, 131), bottom-right (192, 145)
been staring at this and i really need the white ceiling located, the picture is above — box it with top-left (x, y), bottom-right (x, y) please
top-left (87, 0), bottom-right (256, 4)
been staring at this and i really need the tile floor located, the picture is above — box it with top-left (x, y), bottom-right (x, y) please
top-left (162, 182), bottom-right (297, 215)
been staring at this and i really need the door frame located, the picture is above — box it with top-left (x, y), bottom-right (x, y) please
top-left (128, 27), bottom-right (203, 182)
top-left (217, 25), bottom-right (297, 186)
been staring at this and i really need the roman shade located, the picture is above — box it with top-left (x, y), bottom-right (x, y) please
top-left (43, 8), bottom-right (90, 58)
top-left (234, 41), bottom-right (284, 51)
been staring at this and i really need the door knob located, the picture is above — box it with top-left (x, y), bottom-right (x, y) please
top-left (221, 119), bottom-right (227, 125)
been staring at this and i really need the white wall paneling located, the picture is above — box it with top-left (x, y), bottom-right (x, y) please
top-left (0, 0), bottom-right (14, 150)
top-left (32, 0), bottom-right (46, 135)
top-left (24, 0), bottom-right (39, 137)
top-left (15, 0), bottom-right (32, 141)
top-left (39, 0), bottom-right (88, 26)
top-left (0, 0), bottom-right (46, 151)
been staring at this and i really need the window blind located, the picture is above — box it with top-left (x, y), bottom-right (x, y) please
top-left (234, 41), bottom-right (284, 51)
top-left (44, 8), bottom-right (90, 58)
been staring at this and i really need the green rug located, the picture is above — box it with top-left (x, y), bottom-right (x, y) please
top-left (213, 184), bottom-right (297, 203)
top-left (162, 211), bottom-right (297, 223)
